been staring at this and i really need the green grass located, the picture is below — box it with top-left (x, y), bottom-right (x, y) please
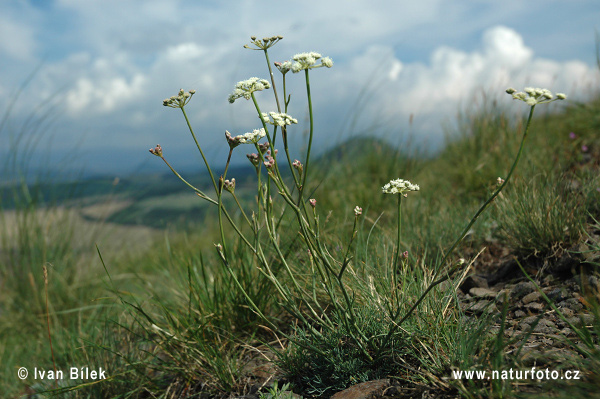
top-left (2, 81), bottom-right (600, 398)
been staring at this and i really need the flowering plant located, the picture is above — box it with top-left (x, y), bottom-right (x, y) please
top-left (149, 35), bottom-right (566, 366)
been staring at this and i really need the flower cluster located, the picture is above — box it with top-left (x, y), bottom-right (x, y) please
top-left (247, 142), bottom-right (271, 168)
top-left (247, 153), bottom-right (260, 167)
top-left (292, 159), bottom-right (303, 174)
top-left (309, 198), bottom-right (317, 208)
top-left (354, 206), bottom-right (362, 216)
top-left (382, 179), bottom-right (420, 196)
top-left (506, 87), bottom-right (567, 106)
top-left (244, 35), bottom-right (283, 51)
top-left (264, 149), bottom-right (277, 169)
top-left (261, 112), bottom-right (298, 126)
top-left (149, 144), bottom-right (163, 157)
top-left (225, 129), bottom-right (266, 148)
top-left (228, 77), bottom-right (271, 103)
top-left (274, 61), bottom-right (292, 74)
top-left (290, 52), bottom-right (333, 73)
top-left (223, 178), bottom-right (236, 193)
top-left (163, 89), bottom-right (196, 108)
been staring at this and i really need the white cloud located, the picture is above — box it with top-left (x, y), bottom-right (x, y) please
top-left (360, 26), bottom-right (600, 130)
top-left (0, 10), bottom-right (38, 61)
top-left (2, 1), bottom-right (600, 174)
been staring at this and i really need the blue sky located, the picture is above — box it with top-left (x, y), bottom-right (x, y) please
top-left (1, 0), bottom-right (599, 178)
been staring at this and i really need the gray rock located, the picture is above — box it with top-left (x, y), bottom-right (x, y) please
top-left (469, 287), bottom-right (496, 299)
top-left (467, 300), bottom-right (497, 315)
top-left (558, 307), bottom-right (574, 318)
top-left (524, 302), bottom-right (544, 312)
top-left (461, 275), bottom-right (489, 293)
top-left (558, 298), bottom-right (583, 311)
top-left (534, 318), bottom-right (557, 334)
top-left (547, 288), bottom-right (569, 302)
top-left (331, 379), bottom-right (389, 399)
top-left (522, 291), bottom-right (542, 304)
top-left (510, 281), bottom-right (536, 301)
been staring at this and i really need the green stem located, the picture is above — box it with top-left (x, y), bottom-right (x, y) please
top-left (160, 156), bottom-right (216, 205)
top-left (376, 104), bottom-right (537, 359)
top-left (180, 106), bottom-right (218, 194)
top-left (299, 69), bottom-right (313, 199)
top-left (217, 149), bottom-right (234, 253)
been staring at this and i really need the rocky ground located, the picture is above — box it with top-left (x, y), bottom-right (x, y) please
top-left (235, 225), bottom-right (600, 399)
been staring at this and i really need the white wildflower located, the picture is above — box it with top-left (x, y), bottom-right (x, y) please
top-left (291, 52), bottom-right (333, 73)
top-left (228, 77), bottom-right (271, 103)
top-left (382, 179), bottom-right (420, 196)
top-left (225, 128), bottom-right (266, 148)
top-left (261, 112), bottom-right (298, 126)
top-left (275, 61), bottom-right (292, 74)
top-left (507, 87), bottom-right (567, 106)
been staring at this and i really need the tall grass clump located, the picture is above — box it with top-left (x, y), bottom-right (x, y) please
top-left (138, 34), bottom-right (569, 396)
top-left (0, 73), bottom-right (132, 398)
top-left (494, 172), bottom-right (587, 257)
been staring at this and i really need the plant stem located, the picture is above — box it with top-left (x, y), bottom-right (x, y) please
top-left (180, 106), bottom-right (218, 194)
top-left (299, 69), bottom-right (313, 200)
top-left (376, 104), bottom-right (537, 359)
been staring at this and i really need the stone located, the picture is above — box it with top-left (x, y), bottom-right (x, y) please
top-left (522, 291), bottom-right (541, 304)
top-left (331, 379), bottom-right (390, 399)
top-left (467, 300), bottom-right (497, 315)
top-left (558, 298), bottom-right (583, 311)
top-left (558, 307), bottom-right (575, 318)
top-left (547, 288), bottom-right (569, 303)
top-left (461, 275), bottom-right (489, 293)
top-left (510, 281), bottom-right (535, 301)
top-left (524, 302), bottom-right (544, 312)
top-left (469, 287), bottom-right (496, 299)
top-left (495, 289), bottom-right (511, 306)
top-left (534, 319), bottom-right (557, 334)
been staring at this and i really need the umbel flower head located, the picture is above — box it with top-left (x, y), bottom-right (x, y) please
top-left (244, 35), bottom-right (283, 50)
top-left (382, 179), bottom-right (420, 197)
top-left (228, 77), bottom-right (271, 103)
top-left (260, 112), bottom-right (298, 126)
top-left (506, 87), bottom-right (567, 106)
top-left (225, 129), bottom-right (266, 148)
top-left (149, 144), bottom-right (163, 157)
top-left (274, 61), bottom-right (292, 74)
top-left (291, 52), bottom-right (333, 73)
top-left (163, 89), bottom-right (196, 108)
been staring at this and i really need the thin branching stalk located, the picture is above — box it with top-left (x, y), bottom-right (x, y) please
top-left (377, 105), bottom-right (537, 358)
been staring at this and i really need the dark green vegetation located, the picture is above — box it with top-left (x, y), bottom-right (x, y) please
top-left (2, 94), bottom-right (599, 398)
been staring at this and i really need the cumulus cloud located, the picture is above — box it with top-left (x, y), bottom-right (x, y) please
top-left (0, 11), bottom-right (38, 61)
top-left (350, 26), bottom-right (599, 138)
top-left (2, 0), bottom-right (599, 175)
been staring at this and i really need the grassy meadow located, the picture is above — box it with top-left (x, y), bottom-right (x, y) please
top-left (2, 40), bottom-right (600, 399)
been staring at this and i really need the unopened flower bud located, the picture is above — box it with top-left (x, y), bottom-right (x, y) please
top-left (149, 144), bottom-right (163, 157)
top-left (224, 178), bottom-right (236, 193)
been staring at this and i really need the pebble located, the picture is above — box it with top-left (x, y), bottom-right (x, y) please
top-left (331, 379), bottom-right (389, 399)
top-left (522, 291), bottom-right (541, 304)
top-left (461, 275), bottom-right (489, 293)
top-left (524, 302), bottom-right (544, 312)
top-left (469, 287), bottom-right (496, 299)
top-left (534, 319), bottom-right (557, 334)
top-left (547, 288), bottom-right (569, 302)
top-left (510, 281), bottom-right (536, 301)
